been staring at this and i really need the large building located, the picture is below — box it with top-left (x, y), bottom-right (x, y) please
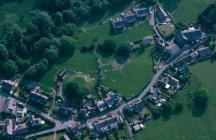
top-left (156, 5), bottom-right (172, 23)
top-left (29, 86), bottom-right (49, 105)
top-left (89, 115), bottom-right (122, 134)
top-left (1, 80), bottom-right (18, 94)
top-left (176, 27), bottom-right (206, 47)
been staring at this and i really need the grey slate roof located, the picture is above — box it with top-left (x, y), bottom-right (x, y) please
top-left (111, 17), bottom-right (125, 30)
top-left (93, 115), bottom-right (119, 133)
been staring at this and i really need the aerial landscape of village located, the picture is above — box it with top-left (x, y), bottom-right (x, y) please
top-left (0, 0), bottom-right (216, 140)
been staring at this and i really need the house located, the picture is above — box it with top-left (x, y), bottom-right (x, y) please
top-left (1, 80), bottom-right (18, 94)
top-left (132, 123), bottom-right (144, 132)
top-left (4, 98), bottom-right (17, 115)
top-left (158, 74), bottom-right (180, 90)
top-left (142, 36), bottom-right (153, 45)
top-left (176, 27), bottom-right (205, 47)
top-left (67, 124), bottom-right (78, 135)
top-left (174, 54), bottom-right (192, 68)
top-left (27, 116), bottom-right (45, 127)
top-left (121, 11), bottom-right (137, 24)
top-left (177, 65), bottom-right (189, 75)
top-left (91, 115), bottom-right (121, 134)
top-left (125, 100), bottom-right (145, 113)
top-left (148, 87), bottom-right (161, 103)
top-left (96, 100), bottom-right (107, 112)
top-left (156, 5), bottom-right (171, 23)
top-left (104, 92), bottom-right (122, 108)
top-left (57, 69), bottom-right (67, 81)
top-left (6, 119), bottom-right (28, 136)
top-left (132, 6), bottom-right (148, 19)
top-left (29, 86), bottom-right (49, 105)
top-left (155, 41), bottom-right (166, 53)
top-left (110, 17), bottom-right (125, 30)
top-left (19, 80), bottom-right (37, 90)
top-left (58, 106), bottom-right (77, 118)
top-left (197, 47), bottom-right (211, 58)
top-left (165, 43), bottom-right (181, 58)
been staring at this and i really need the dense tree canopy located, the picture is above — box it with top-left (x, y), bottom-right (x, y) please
top-left (198, 2), bottom-right (216, 32)
top-left (64, 82), bottom-right (89, 103)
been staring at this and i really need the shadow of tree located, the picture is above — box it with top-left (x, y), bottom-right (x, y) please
top-left (114, 55), bottom-right (129, 64)
top-left (191, 103), bottom-right (208, 117)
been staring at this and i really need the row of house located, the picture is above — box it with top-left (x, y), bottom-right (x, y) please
top-left (87, 114), bottom-right (123, 135)
top-left (124, 100), bottom-right (145, 113)
top-left (155, 5), bottom-right (172, 24)
top-left (95, 92), bottom-right (122, 113)
top-left (155, 41), bottom-right (181, 58)
top-left (29, 86), bottom-right (49, 106)
top-left (174, 47), bottom-right (212, 68)
top-left (111, 5), bottom-right (148, 31)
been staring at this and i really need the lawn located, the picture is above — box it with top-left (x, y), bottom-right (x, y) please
top-left (102, 47), bottom-right (153, 98)
top-left (157, 24), bottom-right (175, 38)
top-left (134, 61), bottom-right (216, 140)
top-left (158, 0), bottom-right (215, 24)
top-left (40, 21), bottom-right (153, 93)
top-left (0, 0), bottom-right (35, 20)
top-left (37, 132), bottom-right (64, 140)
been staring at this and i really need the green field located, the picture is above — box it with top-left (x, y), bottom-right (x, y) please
top-left (158, 24), bottom-right (175, 38)
top-left (101, 47), bottom-right (153, 98)
top-left (158, 0), bottom-right (215, 24)
top-left (40, 21), bottom-right (153, 93)
top-left (134, 61), bottom-right (216, 140)
top-left (0, 0), bottom-right (35, 20)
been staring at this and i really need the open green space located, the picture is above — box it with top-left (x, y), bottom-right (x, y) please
top-left (101, 47), bottom-right (153, 98)
top-left (158, 0), bottom-right (215, 24)
top-left (36, 132), bottom-right (64, 140)
top-left (134, 61), bottom-right (216, 140)
top-left (0, 0), bottom-right (35, 20)
top-left (158, 24), bottom-right (175, 38)
top-left (40, 21), bottom-right (153, 93)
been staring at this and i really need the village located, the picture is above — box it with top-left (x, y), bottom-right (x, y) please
top-left (0, 2), bottom-right (213, 140)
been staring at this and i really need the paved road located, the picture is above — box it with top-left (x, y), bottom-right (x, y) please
top-left (24, 7), bottom-right (191, 138)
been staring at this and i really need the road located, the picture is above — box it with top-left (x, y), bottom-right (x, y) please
top-left (24, 7), bottom-right (189, 138)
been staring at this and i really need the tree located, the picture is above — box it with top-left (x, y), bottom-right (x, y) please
top-left (90, 0), bottom-right (109, 14)
top-left (30, 10), bottom-right (54, 36)
top-left (62, 9), bottom-right (76, 23)
top-left (192, 89), bottom-right (208, 108)
top-left (173, 102), bottom-right (183, 113)
top-left (59, 35), bottom-right (76, 56)
top-left (44, 47), bottom-right (59, 64)
top-left (98, 39), bottom-right (116, 55)
top-left (24, 66), bottom-right (37, 79)
top-left (0, 44), bottom-right (9, 61)
top-left (116, 42), bottom-right (131, 57)
top-left (36, 59), bottom-right (49, 77)
top-left (54, 12), bottom-right (63, 26)
top-left (0, 59), bottom-right (17, 79)
top-left (64, 82), bottom-right (89, 103)
top-left (33, 37), bottom-right (52, 54)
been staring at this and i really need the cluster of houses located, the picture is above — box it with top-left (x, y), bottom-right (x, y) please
top-left (2, 98), bottom-right (46, 137)
top-left (80, 92), bottom-right (122, 120)
top-left (124, 100), bottom-right (146, 133)
top-left (154, 26), bottom-right (207, 60)
top-left (110, 5), bottom-right (148, 31)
